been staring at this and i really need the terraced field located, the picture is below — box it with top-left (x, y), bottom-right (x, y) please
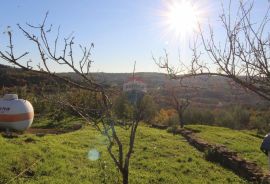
top-left (186, 125), bottom-right (268, 172)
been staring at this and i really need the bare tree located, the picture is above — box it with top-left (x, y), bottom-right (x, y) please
top-left (0, 13), bottom-right (142, 184)
top-left (155, 1), bottom-right (270, 102)
top-left (164, 83), bottom-right (190, 128)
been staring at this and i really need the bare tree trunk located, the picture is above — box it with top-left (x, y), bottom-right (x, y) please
top-left (178, 112), bottom-right (184, 128)
top-left (122, 167), bottom-right (129, 184)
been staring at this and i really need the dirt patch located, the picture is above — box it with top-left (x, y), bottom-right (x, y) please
top-left (26, 128), bottom-right (65, 135)
top-left (1, 132), bottom-right (19, 139)
top-left (26, 125), bottom-right (82, 136)
top-left (0, 124), bottom-right (82, 138)
top-left (24, 137), bottom-right (36, 143)
top-left (151, 124), bottom-right (168, 130)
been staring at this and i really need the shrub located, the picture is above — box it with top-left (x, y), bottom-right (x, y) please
top-left (183, 108), bottom-right (215, 125)
top-left (216, 106), bottom-right (250, 129)
top-left (113, 94), bottom-right (134, 121)
top-left (249, 110), bottom-right (270, 135)
top-left (138, 95), bottom-right (158, 123)
top-left (113, 94), bottom-right (158, 123)
top-left (153, 109), bottom-right (178, 126)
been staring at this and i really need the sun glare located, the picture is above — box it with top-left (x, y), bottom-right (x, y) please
top-left (162, 0), bottom-right (202, 39)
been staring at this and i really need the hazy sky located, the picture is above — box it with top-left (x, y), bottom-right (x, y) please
top-left (0, 0), bottom-right (269, 73)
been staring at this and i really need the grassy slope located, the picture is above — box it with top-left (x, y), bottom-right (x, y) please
top-left (0, 125), bottom-right (247, 184)
top-left (186, 125), bottom-right (268, 172)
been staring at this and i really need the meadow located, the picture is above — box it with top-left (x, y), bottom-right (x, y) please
top-left (0, 120), bottom-right (247, 184)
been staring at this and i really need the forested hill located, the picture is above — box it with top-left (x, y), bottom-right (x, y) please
top-left (0, 64), bottom-right (56, 87)
top-left (0, 64), bottom-right (268, 108)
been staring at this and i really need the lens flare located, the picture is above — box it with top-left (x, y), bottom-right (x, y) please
top-left (88, 149), bottom-right (100, 161)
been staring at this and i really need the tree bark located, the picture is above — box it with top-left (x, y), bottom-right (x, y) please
top-left (179, 112), bottom-right (184, 128)
top-left (122, 168), bottom-right (129, 184)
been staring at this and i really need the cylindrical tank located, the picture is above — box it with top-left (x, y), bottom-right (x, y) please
top-left (0, 94), bottom-right (34, 131)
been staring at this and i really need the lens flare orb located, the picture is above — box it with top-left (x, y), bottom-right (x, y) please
top-left (88, 149), bottom-right (100, 161)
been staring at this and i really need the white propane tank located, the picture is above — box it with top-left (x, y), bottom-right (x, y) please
top-left (0, 94), bottom-right (34, 131)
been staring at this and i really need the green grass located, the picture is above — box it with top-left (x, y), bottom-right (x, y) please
top-left (0, 123), bottom-right (247, 183)
top-left (186, 125), bottom-right (268, 172)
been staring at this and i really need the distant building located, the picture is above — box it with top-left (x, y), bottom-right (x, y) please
top-left (123, 77), bottom-right (147, 104)
top-left (123, 77), bottom-right (147, 93)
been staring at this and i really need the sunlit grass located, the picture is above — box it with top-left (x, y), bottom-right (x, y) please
top-left (0, 122), bottom-right (247, 183)
top-left (186, 125), bottom-right (268, 172)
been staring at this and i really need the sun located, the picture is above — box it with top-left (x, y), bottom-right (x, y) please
top-left (162, 0), bottom-right (202, 39)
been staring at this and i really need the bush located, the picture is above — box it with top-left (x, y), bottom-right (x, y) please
top-left (249, 111), bottom-right (270, 135)
top-left (183, 108), bottom-right (215, 125)
top-left (215, 106), bottom-right (250, 129)
top-left (176, 106), bottom-right (250, 130)
top-left (215, 111), bottom-right (234, 128)
top-left (153, 109), bottom-right (178, 126)
top-left (113, 94), bottom-right (134, 121)
top-left (113, 94), bottom-right (158, 123)
top-left (138, 95), bottom-right (158, 123)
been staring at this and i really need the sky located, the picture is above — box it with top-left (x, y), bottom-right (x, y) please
top-left (0, 0), bottom-right (269, 73)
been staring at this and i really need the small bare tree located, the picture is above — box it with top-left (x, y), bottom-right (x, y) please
top-left (163, 76), bottom-right (210, 128)
top-left (155, 1), bottom-right (270, 102)
top-left (0, 13), bottom-right (142, 184)
top-left (165, 83), bottom-right (190, 128)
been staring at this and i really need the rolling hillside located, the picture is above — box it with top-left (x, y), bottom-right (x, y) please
top-left (0, 64), bottom-right (268, 108)
top-left (0, 124), bottom-right (247, 184)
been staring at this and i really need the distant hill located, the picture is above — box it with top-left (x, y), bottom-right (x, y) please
top-left (0, 64), bottom-right (268, 108)
top-left (0, 64), bottom-right (56, 87)
top-left (92, 72), bottom-right (268, 108)
top-left (0, 64), bottom-right (12, 69)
